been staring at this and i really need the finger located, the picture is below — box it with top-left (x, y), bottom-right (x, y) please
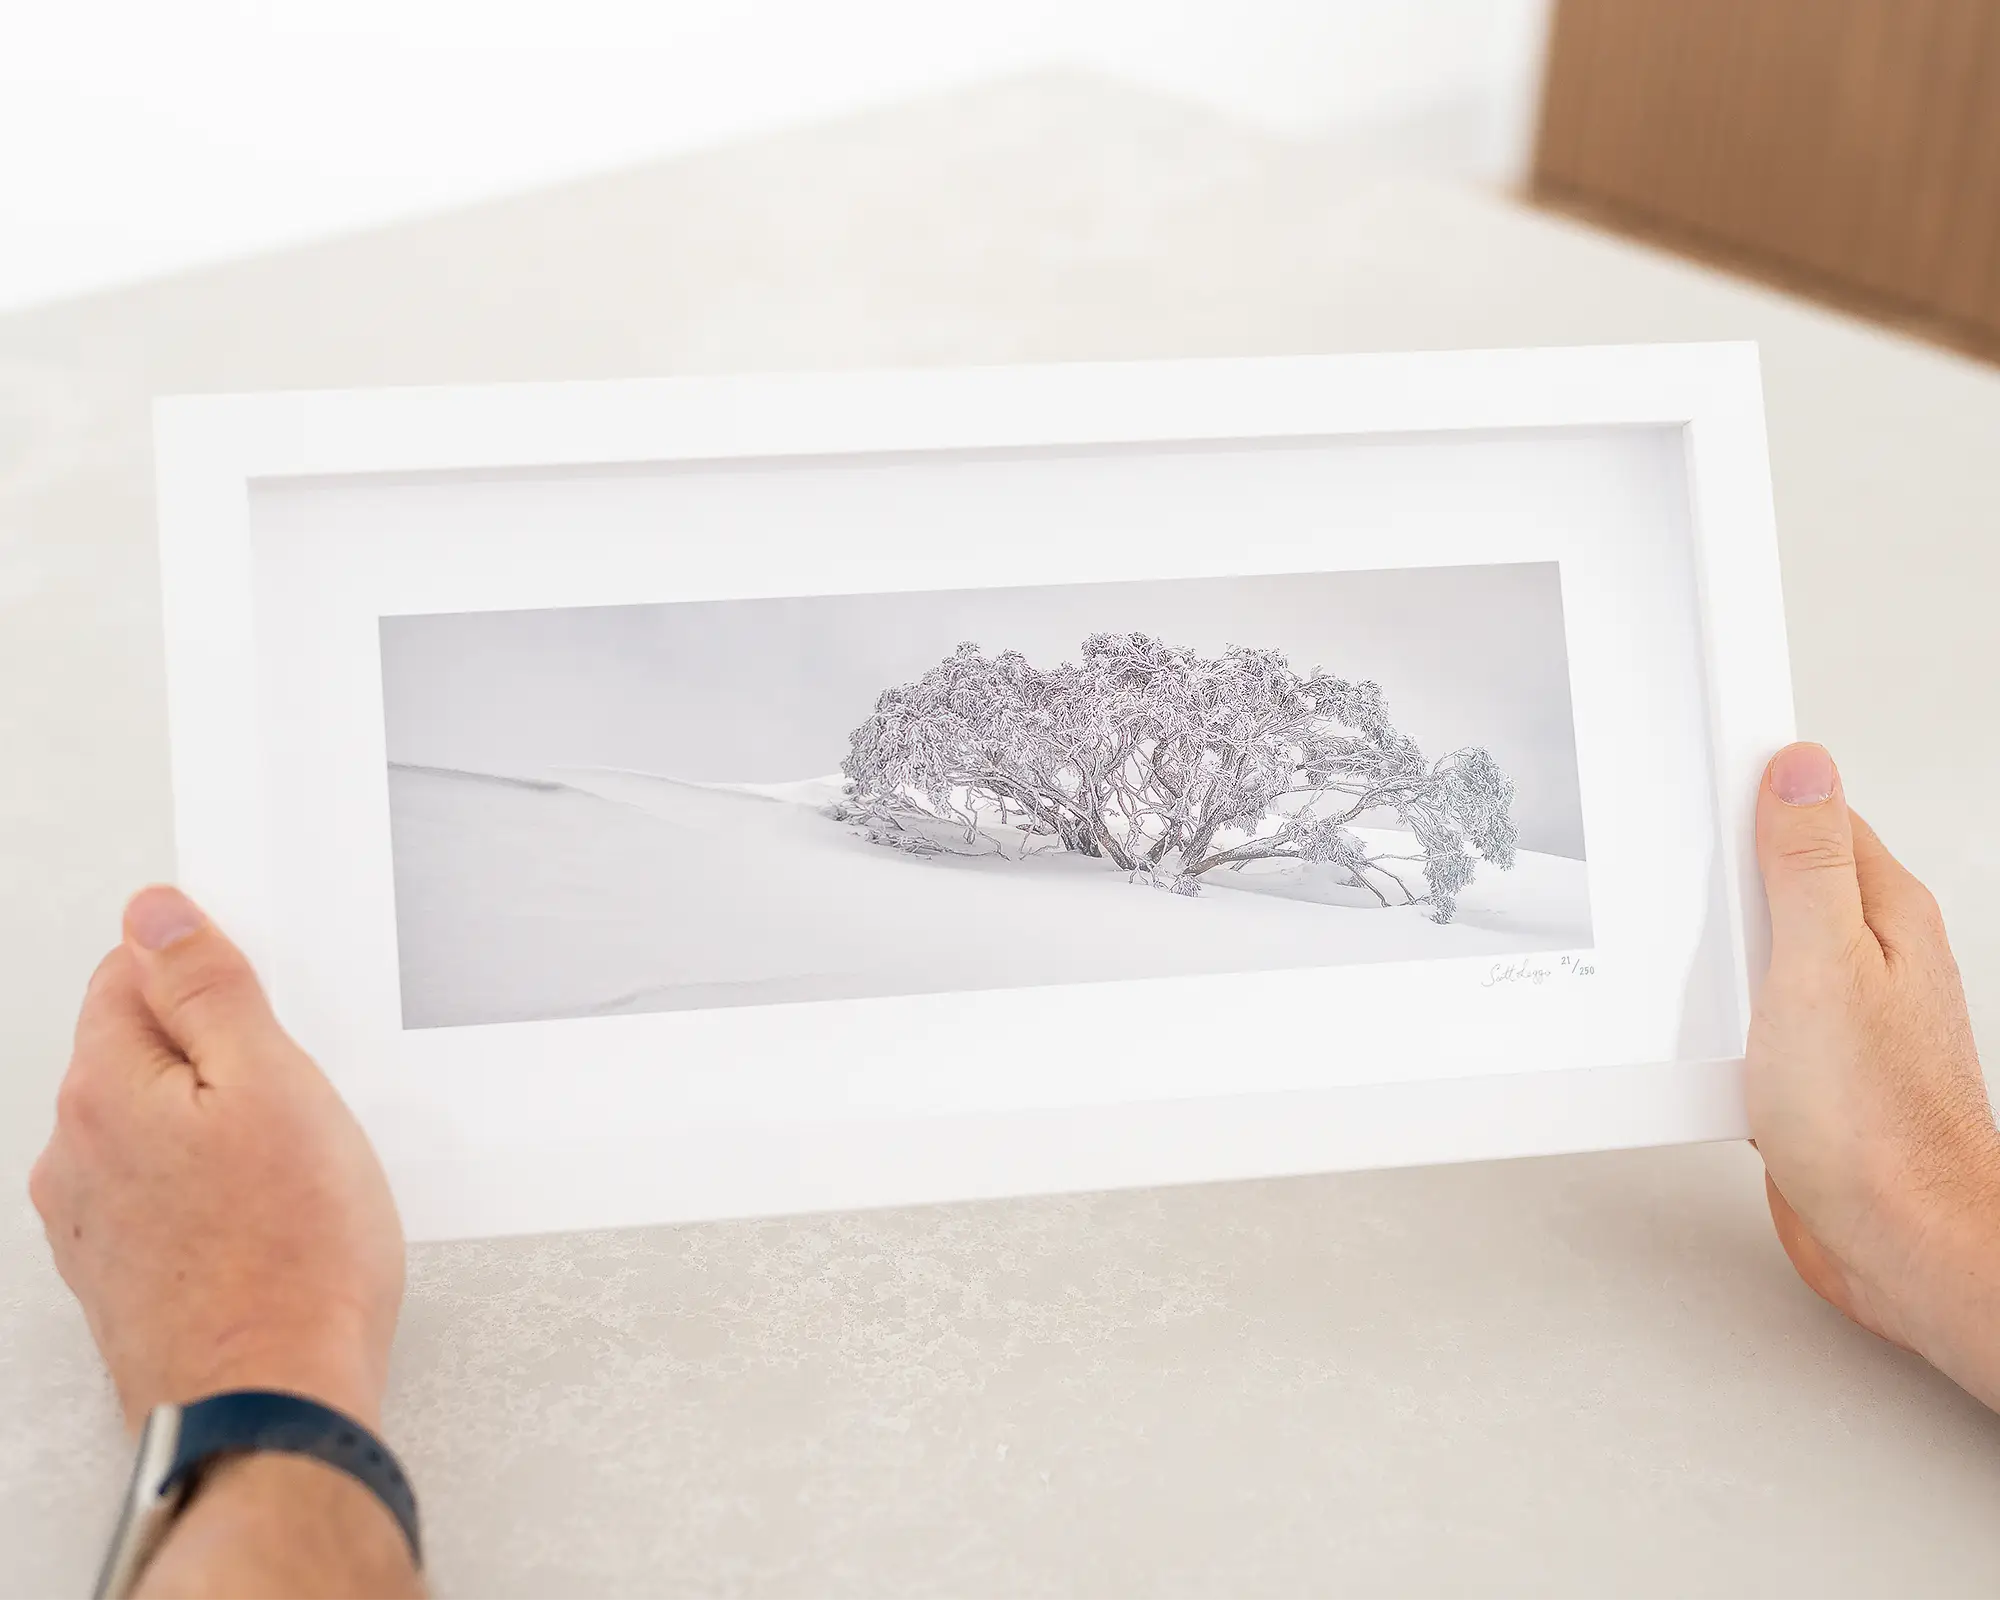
top-left (25, 1143), bottom-right (87, 1293)
top-left (71, 946), bottom-right (184, 1088)
top-left (27, 1139), bottom-right (68, 1230)
top-left (1849, 810), bottom-right (1946, 958)
top-left (1754, 743), bottom-right (1872, 965)
top-left (1764, 1174), bottom-right (1859, 1322)
top-left (26, 1137), bottom-right (91, 1266)
top-left (122, 886), bottom-right (285, 1078)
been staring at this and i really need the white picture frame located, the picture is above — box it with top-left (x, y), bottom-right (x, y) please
top-left (154, 344), bottom-right (1792, 1242)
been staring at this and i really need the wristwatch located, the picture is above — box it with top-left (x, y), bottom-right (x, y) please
top-left (92, 1389), bottom-right (422, 1599)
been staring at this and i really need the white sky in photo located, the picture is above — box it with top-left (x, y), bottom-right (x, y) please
top-left (382, 563), bottom-right (1586, 858)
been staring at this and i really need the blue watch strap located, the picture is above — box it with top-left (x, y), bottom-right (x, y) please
top-left (162, 1390), bottom-right (422, 1568)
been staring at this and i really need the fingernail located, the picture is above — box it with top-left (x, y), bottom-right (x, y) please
top-left (126, 886), bottom-right (204, 951)
top-left (1770, 743), bottom-right (1836, 807)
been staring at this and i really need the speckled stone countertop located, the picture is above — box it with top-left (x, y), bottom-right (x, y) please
top-left (5, 74), bottom-right (2000, 1597)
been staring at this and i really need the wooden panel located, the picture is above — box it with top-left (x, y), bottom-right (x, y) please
top-left (1534, 0), bottom-right (2000, 360)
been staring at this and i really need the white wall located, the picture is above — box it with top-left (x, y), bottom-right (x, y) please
top-left (0, 1), bottom-right (1551, 314)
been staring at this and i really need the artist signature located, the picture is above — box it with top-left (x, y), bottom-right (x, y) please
top-left (1481, 954), bottom-right (1595, 988)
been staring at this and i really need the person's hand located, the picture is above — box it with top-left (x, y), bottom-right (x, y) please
top-left (1748, 742), bottom-right (2000, 1404)
top-left (28, 885), bottom-right (405, 1432)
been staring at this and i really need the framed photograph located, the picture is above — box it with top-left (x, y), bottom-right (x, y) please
top-left (154, 345), bottom-right (1792, 1241)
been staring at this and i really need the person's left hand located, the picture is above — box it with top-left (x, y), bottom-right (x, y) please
top-left (29, 886), bottom-right (405, 1433)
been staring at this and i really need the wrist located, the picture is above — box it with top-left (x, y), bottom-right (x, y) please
top-left (1897, 1142), bottom-right (2000, 1403)
top-left (168, 1318), bottom-right (388, 1434)
top-left (137, 1453), bottom-right (423, 1600)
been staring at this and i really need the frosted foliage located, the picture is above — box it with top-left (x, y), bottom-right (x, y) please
top-left (834, 633), bottom-right (1517, 923)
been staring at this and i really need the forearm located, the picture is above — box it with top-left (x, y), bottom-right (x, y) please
top-left (1908, 1174), bottom-right (2000, 1415)
top-left (136, 1454), bottom-right (424, 1600)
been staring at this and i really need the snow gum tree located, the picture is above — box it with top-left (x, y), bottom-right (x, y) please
top-left (833, 632), bottom-right (1517, 923)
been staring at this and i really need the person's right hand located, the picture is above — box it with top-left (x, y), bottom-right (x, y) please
top-left (1748, 742), bottom-right (2000, 1406)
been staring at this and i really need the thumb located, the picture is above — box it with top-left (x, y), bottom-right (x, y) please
top-left (122, 885), bottom-right (284, 1074)
top-left (1754, 743), bottom-right (1869, 962)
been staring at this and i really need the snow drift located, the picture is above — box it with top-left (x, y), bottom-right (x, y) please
top-left (386, 762), bottom-right (1592, 1029)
